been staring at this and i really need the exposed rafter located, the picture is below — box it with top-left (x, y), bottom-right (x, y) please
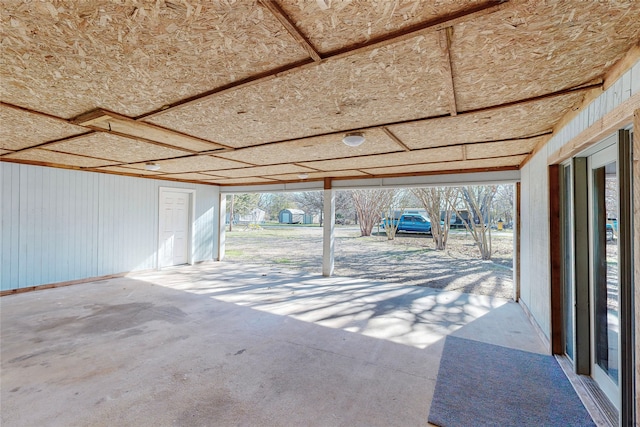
top-left (439, 27), bottom-right (458, 116)
top-left (381, 128), bottom-right (411, 151)
top-left (138, 1), bottom-right (509, 121)
top-left (207, 81), bottom-right (601, 153)
top-left (258, 0), bottom-right (322, 62)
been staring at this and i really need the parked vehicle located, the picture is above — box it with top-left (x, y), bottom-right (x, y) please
top-left (606, 223), bottom-right (615, 241)
top-left (381, 214), bottom-right (432, 234)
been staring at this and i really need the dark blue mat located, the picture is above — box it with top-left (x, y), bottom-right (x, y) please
top-left (428, 336), bottom-right (595, 427)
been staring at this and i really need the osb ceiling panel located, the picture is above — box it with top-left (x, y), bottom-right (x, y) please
top-left (362, 155), bottom-right (527, 176)
top-left (146, 34), bottom-right (450, 147)
top-left (216, 129), bottom-right (402, 165)
top-left (466, 136), bottom-right (545, 160)
top-left (91, 166), bottom-right (164, 176)
top-left (2, 1), bottom-right (639, 187)
top-left (206, 177), bottom-right (278, 185)
top-left (125, 155), bottom-right (249, 174)
top-left (278, 0), bottom-right (485, 53)
top-left (0, 105), bottom-right (87, 151)
top-left (214, 164), bottom-right (314, 178)
top-left (299, 146), bottom-right (463, 171)
top-left (156, 172), bottom-right (220, 181)
top-left (47, 133), bottom-right (191, 163)
top-left (388, 92), bottom-right (584, 149)
top-left (3, 149), bottom-right (117, 168)
top-left (0, 0), bottom-right (309, 119)
top-left (451, 0), bottom-right (640, 111)
top-left (266, 170), bottom-right (368, 181)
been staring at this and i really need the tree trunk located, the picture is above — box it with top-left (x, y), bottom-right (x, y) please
top-left (228, 194), bottom-right (235, 231)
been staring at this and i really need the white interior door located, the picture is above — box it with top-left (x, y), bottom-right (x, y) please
top-left (159, 190), bottom-right (190, 267)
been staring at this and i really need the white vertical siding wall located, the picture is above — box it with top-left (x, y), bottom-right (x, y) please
top-left (520, 60), bottom-right (639, 341)
top-left (0, 163), bottom-right (219, 291)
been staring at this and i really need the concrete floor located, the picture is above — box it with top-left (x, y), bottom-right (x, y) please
top-left (1, 262), bottom-right (548, 427)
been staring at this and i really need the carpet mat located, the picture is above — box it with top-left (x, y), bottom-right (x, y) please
top-left (428, 336), bottom-right (595, 427)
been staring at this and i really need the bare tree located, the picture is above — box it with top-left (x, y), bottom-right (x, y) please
top-left (413, 187), bottom-right (455, 250)
top-left (453, 186), bottom-right (497, 260)
top-left (492, 184), bottom-right (514, 226)
top-left (226, 193), bottom-right (260, 230)
top-left (350, 189), bottom-right (395, 236)
top-left (293, 191), bottom-right (356, 226)
top-left (258, 193), bottom-right (295, 221)
top-left (381, 190), bottom-right (411, 240)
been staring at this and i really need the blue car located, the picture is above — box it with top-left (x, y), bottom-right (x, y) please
top-left (606, 223), bottom-right (614, 241)
top-left (381, 214), bottom-right (432, 234)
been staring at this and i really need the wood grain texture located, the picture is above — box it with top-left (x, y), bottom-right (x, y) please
top-left (47, 132), bottom-right (191, 163)
top-left (73, 109), bottom-right (226, 152)
top-left (0, 1), bottom-right (309, 118)
top-left (213, 164), bottom-right (314, 178)
top-left (439, 27), bottom-right (457, 116)
top-left (3, 149), bottom-right (117, 168)
top-left (360, 155), bottom-right (526, 176)
top-left (388, 93), bottom-right (583, 150)
top-left (450, 1), bottom-right (640, 111)
top-left (206, 177), bottom-right (278, 185)
top-left (276, 0), bottom-right (488, 54)
top-left (145, 34), bottom-right (450, 147)
top-left (548, 165), bottom-right (563, 354)
top-left (0, 104), bottom-right (87, 150)
top-left (265, 170), bottom-right (368, 181)
top-left (299, 145), bottom-right (463, 171)
top-left (216, 128), bottom-right (401, 165)
top-left (466, 136), bottom-right (544, 160)
top-left (259, 0), bottom-right (321, 62)
top-left (125, 156), bottom-right (250, 174)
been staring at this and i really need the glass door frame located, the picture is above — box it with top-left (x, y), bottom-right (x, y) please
top-left (586, 140), bottom-right (619, 409)
top-left (554, 129), bottom-right (633, 425)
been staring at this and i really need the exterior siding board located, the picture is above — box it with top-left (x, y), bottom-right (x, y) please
top-left (520, 61), bottom-right (638, 343)
top-left (0, 165), bottom-right (219, 290)
top-left (632, 62), bottom-right (640, 94)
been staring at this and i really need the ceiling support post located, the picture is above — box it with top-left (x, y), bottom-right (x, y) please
top-left (216, 192), bottom-right (226, 261)
top-left (323, 178), bottom-right (335, 277)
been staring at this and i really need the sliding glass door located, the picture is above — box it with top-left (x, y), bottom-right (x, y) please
top-left (587, 142), bottom-right (619, 409)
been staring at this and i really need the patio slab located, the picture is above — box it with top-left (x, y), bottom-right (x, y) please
top-left (1, 262), bottom-right (546, 427)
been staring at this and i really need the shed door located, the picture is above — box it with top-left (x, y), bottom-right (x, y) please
top-left (159, 190), bottom-right (190, 267)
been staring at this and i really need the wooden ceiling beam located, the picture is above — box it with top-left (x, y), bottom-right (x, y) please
top-left (381, 127), bottom-right (411, 151)
top-left (72, 108), bottom-right (231, 152)
top-left (324, 1), bottom-right (508, 62)
top-left (258, 0), bottom-right (322, 62)
top-left (195, 133), bottom-right (546, 175)
top-left (439, 27), bottom-right (458, 116)
top-left (214, 81), bottom-right (599, 153)
top-left (1, 79), bottom-right (594, 165)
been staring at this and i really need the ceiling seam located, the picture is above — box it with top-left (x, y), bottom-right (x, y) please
top-left (258, 0), bottom-right (322, 62)
top-left (134, 1), bottom-right (509, 121)
top-left (439, 26), bottom-right (458, 116)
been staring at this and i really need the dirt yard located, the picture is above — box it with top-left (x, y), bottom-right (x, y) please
top-left (223, 225), bottom-right (515, 299)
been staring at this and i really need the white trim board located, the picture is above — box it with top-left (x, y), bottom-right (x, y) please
top-left (219, 170), bottom-right (521, 194)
